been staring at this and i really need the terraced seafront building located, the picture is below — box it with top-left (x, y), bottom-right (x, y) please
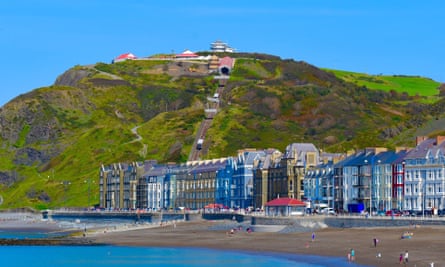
top-left (306, 148), bottom-right (408, 213)
top-left (173, 158), bottom-right (234, 210)
top-left (231, 149), bottom-right (265, 209)
top-left (100, 143), bottom-right (332, 212)
top-left (304, 139), bottom-right (444, 214)
top-left (403, 136), bottom-right (445, 215)
top-left (100, 152), bottom-right (259, 211)
top-left (99, 137), bottom-right (445, 215)
top-left (252, 143), bottom-right (322, 210)
top-left (99, 161), bottom-right (150, 210)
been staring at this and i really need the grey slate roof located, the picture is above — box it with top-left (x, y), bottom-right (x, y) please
top-left (284, 143), bottom-right (318, 159)
top-left (404, 138), bottom-right (438, 159)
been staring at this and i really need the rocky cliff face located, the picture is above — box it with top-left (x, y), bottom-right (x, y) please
top-left (0, 68), bottom-right (101, 170)
top-left (54, 68), bottom-right (91, 88)
top-left (0, 96), bottom-right (63, 161)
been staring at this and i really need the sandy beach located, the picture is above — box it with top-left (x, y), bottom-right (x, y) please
top-left (90, 219), bottom-right (443, 267)
top-left (2, 212), bottom-right (443, 266)
top-left (0, 212), bottom-right (62, 232)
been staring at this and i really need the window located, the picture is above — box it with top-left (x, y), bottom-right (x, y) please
top-left (307, 154), bottom-right (315, 166)
top-left (397, 174), bottom-right (403, 184)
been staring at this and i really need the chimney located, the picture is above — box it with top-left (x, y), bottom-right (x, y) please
top-left (436, 136), bottom-right (445, 145)
top-left (346, 149), bottom-right (356, 156)
top-left (395, 147), bottom-right (412, 153)
top-left (416, 136), bottom-right (428, 146)
top-left (365, 147), bottom-right (388, 154)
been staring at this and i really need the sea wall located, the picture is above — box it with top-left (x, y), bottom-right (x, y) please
top-left (324, 216), bottom-right (445, 228)
top-left (48, 210), bottom-right (189, 223)
top-left (203, 213), bottom-right (445, 230)
top-left (47, 210), bottom-right (445, 230)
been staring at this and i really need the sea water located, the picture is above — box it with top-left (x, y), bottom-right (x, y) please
top-left (0, 215), bottom-right (367, 267)
top-left (0, 229), bottom-right (68, 239)
top-left (0, 246), bottom-right (366, 267)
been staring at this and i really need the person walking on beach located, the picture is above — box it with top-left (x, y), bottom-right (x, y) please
top-left (399, 253), bottom-right (403, 264)
top-left (373, 237), bottom-right (378, 247)
top-left (311, 232), bottom-right (315, 242)
top-left (350, 248), bottom-right (355, 262)
top-left (404, 250), bottom-right (409, 264)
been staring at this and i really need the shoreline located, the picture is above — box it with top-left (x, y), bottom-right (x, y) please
top-left (1, 214), bottom-right (443, 266)
top-left (88, 219), bottom-right (443, 266)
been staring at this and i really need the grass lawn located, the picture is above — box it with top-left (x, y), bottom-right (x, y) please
top-left (325, 69), bottom-right (440, 97)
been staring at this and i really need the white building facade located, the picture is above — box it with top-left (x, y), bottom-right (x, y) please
top-left (404, 136), bottom-right (445, 214)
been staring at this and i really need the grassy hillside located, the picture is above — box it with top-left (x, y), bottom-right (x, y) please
top-left (0, 53), bottom-right (443, 209)
top-left (325, 69), bottom-right (441, 103)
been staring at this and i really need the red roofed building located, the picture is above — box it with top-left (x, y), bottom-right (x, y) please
top-left (114, 53), bottom-right (137, 63)
top-left (175, 49), bottom-right (199, 59)
top-left (204, 203), bottom-right (229, 212)
top-left (219, 56), bottom-right (234, 75)
top-left (265, 197), bottom-right (306, 216)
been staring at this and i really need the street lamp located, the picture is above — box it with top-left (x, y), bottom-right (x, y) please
top-left (84, 178), bottom-right (95, 210)
top-left (61, 181), bottom-right (71, 208)
top-left (375, 160), bottom-right (381, 212)
top-left (400, 161), bottom-right (405, 211)
top-left (364, 157), bottom-right (379, 217)
top-left (422, 170), bottom-right (426, 219)
top-left (364, 159), bottom-right (372, 217)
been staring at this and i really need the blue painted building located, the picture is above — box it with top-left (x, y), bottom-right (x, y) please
top-left (231, 150), bottom-right (265, 209)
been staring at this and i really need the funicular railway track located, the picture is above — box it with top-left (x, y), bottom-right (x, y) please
top-left (188, 76), bottom-right (228, 161)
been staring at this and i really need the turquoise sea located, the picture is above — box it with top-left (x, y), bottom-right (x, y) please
top-left (0, 215), bottom-right (367, 267)
top-left (0, 246), bottom-right (366, 267)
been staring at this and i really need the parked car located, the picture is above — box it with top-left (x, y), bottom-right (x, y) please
top-left (402, 210), bottom-right (417, 217)
top-left (321, 208), bottom-right (336, 215)
top-left (385, 209), bottom-right (402, 216)
top-left (376, 210), bottom-right (386, 216)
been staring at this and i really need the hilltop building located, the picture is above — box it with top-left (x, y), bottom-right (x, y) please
top-left (175, 49), bottom-right (199, 59)
top-left (218, 56), bottom-right (235, 75)
top-left (208, 55), bottom-right (220, 71)
top-left (113, 52), bottom-right (137, 63)
top-left (210, 40), bottom-right (235, 53)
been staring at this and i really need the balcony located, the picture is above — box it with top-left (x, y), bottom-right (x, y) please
top-left (352, 184), bottom-right (370, 188)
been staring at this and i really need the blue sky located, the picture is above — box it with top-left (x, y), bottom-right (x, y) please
top-left (1, 1), bottom-right (444, 106)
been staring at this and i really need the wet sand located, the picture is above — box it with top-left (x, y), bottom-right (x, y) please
top-left (91, 220), bottom-right (443, 267)
top-left (0, 213), bottom-right (62, 232)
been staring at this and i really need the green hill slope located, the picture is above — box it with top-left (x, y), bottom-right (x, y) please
top-left (325, 69), bottom-right (441, 102)
top-left (0, 53), bottom-right (443, 209)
